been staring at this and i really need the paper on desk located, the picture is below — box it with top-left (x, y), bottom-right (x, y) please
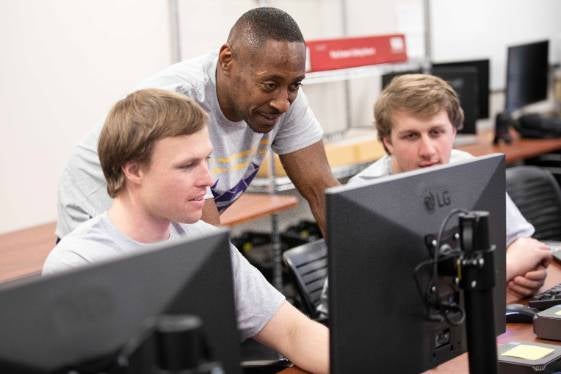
top-left (501, 344), bottom-right (554, 361)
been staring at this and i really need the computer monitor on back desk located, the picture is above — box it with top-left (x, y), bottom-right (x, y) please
top-left (0, 229), bottom-right (241, 374)
top-left (432, 59), bottom-right (490, 120)
top-left (431, 66), bottom-right (479, 138)
top-left (382, 59), bottom-right (491, 145)
top-left (326, 154), bottom-right (506, 373)
top-left (506, 40), bottom-right (549, 113)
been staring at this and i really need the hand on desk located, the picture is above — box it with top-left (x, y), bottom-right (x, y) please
top-left (508, 266), bottom-right (548, 299)
top-left (506, 237), bottom-right (552, 299)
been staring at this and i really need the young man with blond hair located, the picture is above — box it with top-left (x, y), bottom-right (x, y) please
top-left (316, 74), bottom-right (552, 317)
top-left (44, 89), bottom-right (329, 374)
top-left (349, 74), bottom-right (552, 299)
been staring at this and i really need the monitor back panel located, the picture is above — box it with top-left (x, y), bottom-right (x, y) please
top-left (327, 155), bottom-right (506, 373)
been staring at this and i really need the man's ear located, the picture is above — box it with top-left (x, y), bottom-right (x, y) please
top-left (122, 161), bottom-right (144, 187)
top-left (382, 136), bottom-right (394, 155)
top-left (218, 44), bottom-right (234, 74)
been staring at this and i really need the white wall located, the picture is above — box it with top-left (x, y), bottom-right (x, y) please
top-left (0, 1), bottom-right (171, 234)
top-left (430, 0), bottom-right (561, 89)
top-left (0, 0), bottom-right (419, 234)
top-left (2, 0), bottom-right (560, 234)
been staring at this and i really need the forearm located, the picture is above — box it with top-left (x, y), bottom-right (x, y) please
top-left (255, 302), bottom-right (329, 373)
top-left (280, 141), bottom-right (340, 237)
top-left (304, 185), bottom-right (330, 237)
top-left (295, 175), bottom-right (339, 237)
top-left (201, 198), bottom-right (221, 226)
top-left (286, 318), bottom-right (329, 374)
top-left (505, 237), bottom-right (552, 281)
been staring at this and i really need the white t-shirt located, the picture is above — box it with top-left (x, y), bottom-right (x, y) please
top-left (348, 149), bottom-right (535, 246)
top-left (56, 51), bottom-right (323, 238)
top-left (43, 213), bottom-right (285, 340)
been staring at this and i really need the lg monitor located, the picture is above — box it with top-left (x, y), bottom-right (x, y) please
top-left (505, 40), bottom-right (549, 113)
top-left (327, 154), bottom-right (506, 373)
top-left (0, 229), bottom-right (241, 373)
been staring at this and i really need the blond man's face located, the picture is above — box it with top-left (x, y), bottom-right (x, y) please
top-left (136, 127), bottom-right (213, 224)
top-left (383, 110), bottom-right (457, 174)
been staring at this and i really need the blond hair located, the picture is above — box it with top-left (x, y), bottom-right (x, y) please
top-left (98, 88), bottom-right (208, 197)
top-left (375, 74), bottom-right (464, 153)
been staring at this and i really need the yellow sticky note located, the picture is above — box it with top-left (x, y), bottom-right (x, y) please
top-left (502, 344), bottom-right (554, 361)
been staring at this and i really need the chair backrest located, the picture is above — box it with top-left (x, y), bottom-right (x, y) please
top-left (283, 239), bottom-right (327, 317)
top-left (506, 166), bottom-right (561, 241)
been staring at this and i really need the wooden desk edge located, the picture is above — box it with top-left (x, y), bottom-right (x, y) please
top-left (220, 194), bottom-right (299, 227)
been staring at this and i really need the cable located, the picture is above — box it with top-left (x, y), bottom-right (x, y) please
top-left (414, 208), bottom-right (469, 325)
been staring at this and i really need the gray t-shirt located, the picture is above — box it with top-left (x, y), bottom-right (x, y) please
top-left (348, 149), bottom-right (535, 246)
top-left (43, 213), bottom-right (285, 340)
top-left (56, 51), bottom-right (323, 238)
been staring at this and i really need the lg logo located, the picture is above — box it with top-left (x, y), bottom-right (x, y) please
top-left (424, 189), bottom-right (451, 213)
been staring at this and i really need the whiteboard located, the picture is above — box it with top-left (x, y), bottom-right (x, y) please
top-left (429, 0), bottom-right (561, 89)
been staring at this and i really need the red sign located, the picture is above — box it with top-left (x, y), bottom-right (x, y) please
top-left (305, 34), bottom-right (407, 72)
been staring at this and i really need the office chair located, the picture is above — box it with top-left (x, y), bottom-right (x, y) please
top-left (506, 166), bottom-right (561, 241)
top-left (282, 239), bottom-right (328, 318)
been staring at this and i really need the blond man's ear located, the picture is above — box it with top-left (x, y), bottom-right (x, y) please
top-left (122, 161), bottom-right (144, 187)
top-left (382, 136), bottom-right (393, 155)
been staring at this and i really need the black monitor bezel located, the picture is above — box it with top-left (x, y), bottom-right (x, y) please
top-left (0, 229), bottom-right (241, 374)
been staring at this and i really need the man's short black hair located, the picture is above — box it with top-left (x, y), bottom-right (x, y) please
top-left (228, 7), bottom-right (304, 48)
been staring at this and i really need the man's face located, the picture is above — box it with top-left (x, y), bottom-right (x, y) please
top-left (136, 127), bottom-right (213, 224)
top-left (224, 39), bottom-right (306, 133)
top-left (383, 109), bottom-right (457, 174)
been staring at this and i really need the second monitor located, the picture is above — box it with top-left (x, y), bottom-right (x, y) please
top-left (0, 230), bottom-right (241, 373)
top-left (327, 154), bottom-right (506, 373)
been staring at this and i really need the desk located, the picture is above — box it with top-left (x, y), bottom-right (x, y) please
top-left (279, 262), bottom-right (561, 374)
top-left (220, 193), bottom-right (299, 290)
top-left (220, 193), bottom-right (298, 226)
top-left (458, 129), bottom-right (561, 165)
top-left (0, 222), bottom-right (56, 283)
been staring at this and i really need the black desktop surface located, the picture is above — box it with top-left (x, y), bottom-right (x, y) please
top-left (0, 230), bottom-right (241, 373)
top-left (326, 154), bottom-right (506, 373)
